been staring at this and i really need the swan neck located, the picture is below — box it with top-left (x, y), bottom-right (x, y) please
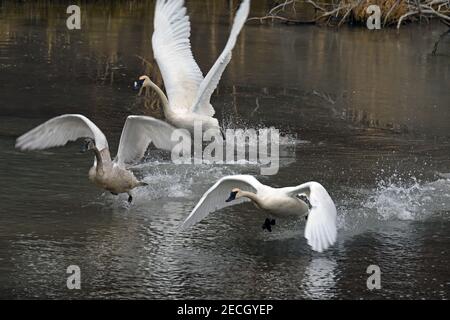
top-left (147, 80), bottom-right (171, 118)
top-left (93, 148), bottom-right (110, 173)
top-left (240, 191), bottom-right (261, 206)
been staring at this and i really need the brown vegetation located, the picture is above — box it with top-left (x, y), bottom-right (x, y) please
top-left (248, 0), bottom-right (450, 28)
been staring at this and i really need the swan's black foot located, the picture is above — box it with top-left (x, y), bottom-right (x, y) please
top-left (262, 218), bottom-right (276, 232)
top-left (110, 192), bottom-right (118, 196)
top-left (305, 214), bottom-right (309, 221)
top-left (127, 195), bottom-right (133, 204)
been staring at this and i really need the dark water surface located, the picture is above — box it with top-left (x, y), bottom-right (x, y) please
top-left (0, 1), bottom-right (449, 299)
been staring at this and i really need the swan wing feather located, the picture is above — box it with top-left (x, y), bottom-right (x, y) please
top-left (179, 174), bottom-right (262, 231)
top-left (115, 115), bottom-right (190, 167)
top-left (15, 114), bottom-right (108, 151)
top-left (190, 0), bottom-right (250, 116)
top-left (287, 182), bottom-right (337, 253)
top-left (152, 0), bottom-right (204, 112)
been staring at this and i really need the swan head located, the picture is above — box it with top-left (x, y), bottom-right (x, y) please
top-left (226, 188), bottom-right (241, 202)
top-left (133, 75), bottom-right (151, 91)
top-left (81, 138), bottom-right (96, 153)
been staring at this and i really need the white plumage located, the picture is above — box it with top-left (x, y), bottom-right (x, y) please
top-left (180, 175), bottom-right (261, 229)
top-left (137, 0), bottom-right (251, 133)
top-left (285, 183), bottom-right (338, 253)
top-left (152, 0), bottom-right (204, 113)
top-left (116, 115), bottom-right (190, 166)
top-left (190, 0), bottom-right (250, 116)
top-left (15, 114), bottom-right (109, 152)
top-left (179, 175), bottom-right (337, 253)
top-left (16, 114), bottom-right (186, 166)
top-left (16, 114), bottom-right (189, 201)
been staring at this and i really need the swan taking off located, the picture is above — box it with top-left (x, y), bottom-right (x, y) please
top-left (16, 114), bottom-right (188, 203)
top-left (134, 0), bottom-right (251, 135)
top-left (179, 175), bottom-right (337, 253)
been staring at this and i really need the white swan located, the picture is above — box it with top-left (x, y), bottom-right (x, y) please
top-left (179, 175), bottom-right (337, 253)
top-left (134, 0), bottom-right (250, 135)
top-left (15, 114), bottom-right (188, 203)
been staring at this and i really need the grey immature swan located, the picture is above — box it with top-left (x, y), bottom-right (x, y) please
top-left (16, 114), bottom-right (188, 203)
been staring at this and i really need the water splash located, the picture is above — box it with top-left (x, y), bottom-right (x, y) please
top-left (220, 112), bottom-right (309, 146)
top-left (363, 175), bottom-right (450, 221)
top-left (335, 174), bottom-right (450, 235)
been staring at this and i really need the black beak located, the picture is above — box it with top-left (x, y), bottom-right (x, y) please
top-left (133, 79), bottom-right (144, 91)
top-left (80, 140), bottom-right (90, 153)
top-left (226, 191), bottom-right (238, 202)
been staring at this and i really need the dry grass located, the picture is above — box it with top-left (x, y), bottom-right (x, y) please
top-left (351, 0), bottom-right (408, 25)
top-left (251, 0), bottom-right (450, 27)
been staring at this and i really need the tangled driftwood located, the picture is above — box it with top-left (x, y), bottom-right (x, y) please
top-left (248, 0), bottom-right (450, 28)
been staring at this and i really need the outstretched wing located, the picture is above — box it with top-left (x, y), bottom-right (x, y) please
top-left (190, 0), bottom-right (250, 117)
top-left (287, 182), bottom-right (337, 253)
top-left (15, 114), bottom-right (108, 151)
top-left (115, 115), bottom-right (190, 167)
top-left (178, 174), bottom-right (262, 231)
top-left (152, 0), bottom-right (204, 112)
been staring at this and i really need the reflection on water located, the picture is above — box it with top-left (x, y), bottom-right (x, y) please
top-left (1, 0), bottom-right (448, 136)
top-left (302, 257), bottom-right (337, 299)
top-left (0, 1), bottom-right (449, 299)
